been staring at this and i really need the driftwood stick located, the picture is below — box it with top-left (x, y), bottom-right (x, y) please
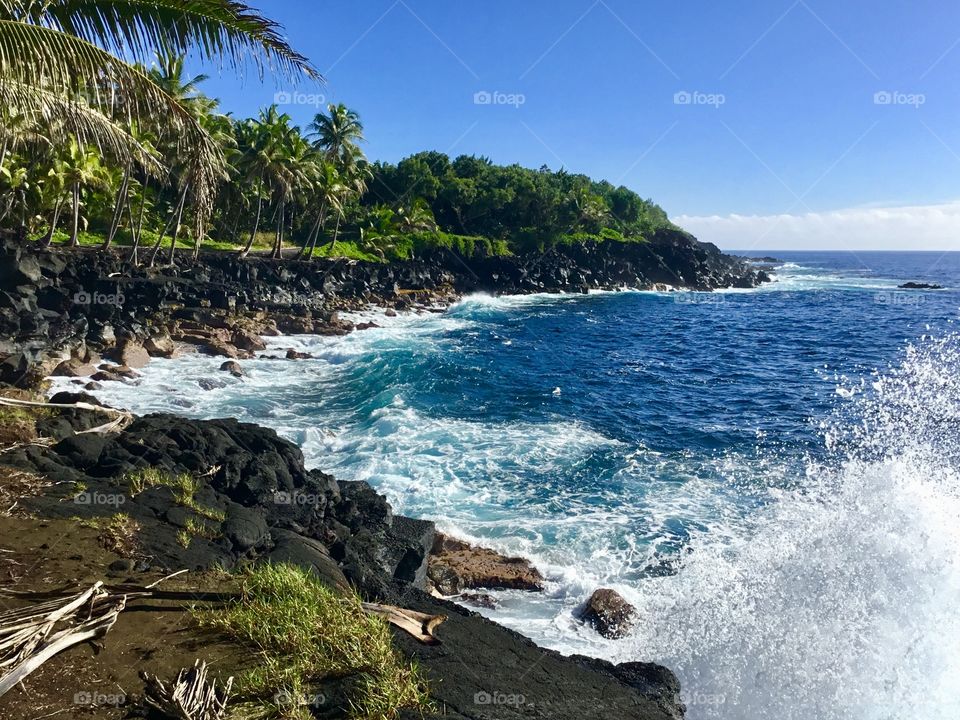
top-left (0, 398), bottom-right (132, 419)
top-left (361, 602), bottom-right (446, 645)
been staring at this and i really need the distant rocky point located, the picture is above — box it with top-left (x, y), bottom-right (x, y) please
top-left (898, 282), bottom-right (943, 290)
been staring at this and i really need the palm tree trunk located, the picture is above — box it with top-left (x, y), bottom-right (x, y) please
top-left (103, 165), bottom-right (131, 250)
top-left (326, 211), bottom-right (343, 251)
top-left (296, 203), bottom-right (326, 260)
top-left (127, 179), bottom-right (148, 265)
top-left (166, 185), bottom-right (188, 264)
top-left (42, 198), bottom-right (63, 247)
top-left (228, 209), bottom-right (243, 244)
top-left (149, 185), bottom-right (188, 267)
top-left (69, 184), bottom-right (81, 247)
top-left (272, 201), bottom-right (285, 259)
top-left (332, 211), bottom-right (343, 244)
top-left (193, 215), bottom-right (205, 260)
top-left (239, 176), bottom-right (265, 257)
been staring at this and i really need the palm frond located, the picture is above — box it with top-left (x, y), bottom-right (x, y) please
top-left (4, 0), bottom-right (319, 81)
top-left (0, 19), bottom-right (225, 219)
top-left (0, 79), bottom-right (162, 177)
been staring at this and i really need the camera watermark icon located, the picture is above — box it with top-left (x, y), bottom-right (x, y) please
top-left (274, 90), bottom-right (326, 108)
top-left (873, 90), bottom-right (925, 108)
top-left (75, 491), bottom-right (126, 507)
top-left (74, 690), bottom-right (126, 706)
top-left (73, 290), bottom-right (125, 307)
top-left (273, 491), bottom-right (322, 507)
top-left (274, 690), bottom-right (326, 709)
top-left (474, 690), bottom-right (527, 707)
top-left (874, 291), bottom-right (925, 306)
top-left (473, 90), bottom-right (526, 108)
top-left (674, 293), bottom-right (725, 305)
top-left (674, 90), bottom-right (726, 108)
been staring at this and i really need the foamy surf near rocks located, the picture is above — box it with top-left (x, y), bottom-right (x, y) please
top-left (0, 399), bottom-right (686, 719)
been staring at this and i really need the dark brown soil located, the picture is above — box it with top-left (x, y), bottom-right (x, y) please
top-left (0, 516), bottom-right (242, 720)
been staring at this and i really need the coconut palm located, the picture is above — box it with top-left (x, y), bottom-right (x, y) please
top-left (310, 103), bottom-right (364, 166)
top-left (295, 159), bottom-right (341, 260)
top-left (0, 0), bottom-right (319, 241)
top-left (308, 104), bottom-right (369, 253)
top-left (59, 138), bottom-right (109, 246)
top-left (237, 107), bottom-right (294, 257)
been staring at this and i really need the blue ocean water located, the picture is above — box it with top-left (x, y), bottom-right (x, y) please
top-left (62, 252), bottom-right (960, 720)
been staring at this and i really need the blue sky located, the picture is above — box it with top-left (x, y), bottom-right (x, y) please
top-left (194, 1), bottom-right (960, 250)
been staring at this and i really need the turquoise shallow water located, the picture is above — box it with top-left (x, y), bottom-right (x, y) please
top-left (60, 252), bottom-right (960, 720)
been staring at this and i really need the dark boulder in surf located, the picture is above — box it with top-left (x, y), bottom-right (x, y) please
top-left (578, 588), bottom-right (638, 639)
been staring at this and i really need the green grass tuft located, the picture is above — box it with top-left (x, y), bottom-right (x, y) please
top-left (123, 468), bottom-right (224, 521)
top-left (74, 513), bottom-right (141, 556)
top-left (176, 529), bottom-right (192, 549)
top-left (196, 563), bottom-right (431, 720)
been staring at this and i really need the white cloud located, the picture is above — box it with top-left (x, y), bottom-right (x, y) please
top-left (675, 201), bottom-right (960, 251)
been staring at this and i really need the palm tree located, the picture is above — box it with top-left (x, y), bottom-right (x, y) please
top-left (310, 103), bottom-right (364, 165)
top-left (309, 104), bottom-right (369, 253)
top-left (59, 138), bottom-right (109, 246)
top-left (236, 107), bottom-right (298, 258)
top-left (0, 0), bottom-right (319, 241)
top-left (296, 159), bottom-right (344, 260)
top-left (397, 199), bottom-right (439, 234)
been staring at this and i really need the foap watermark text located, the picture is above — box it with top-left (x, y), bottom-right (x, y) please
top-left (474, 90), bottom-right (526, 108)
top-left (874, 90), bottom-right (925, 108)
top-left (74, 290), bottom-right (124, 307)
top-left (674, 90), bottom-right (726, 108)
top-left (275, 90), bottom-right (326, 108)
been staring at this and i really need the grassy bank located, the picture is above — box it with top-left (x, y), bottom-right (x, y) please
top-left (196, 564), bottom-right (431, 720)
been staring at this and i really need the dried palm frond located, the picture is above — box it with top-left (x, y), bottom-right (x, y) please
top-left (142, 659), bottom-right (233, 720)
top-left (0, 582), bottom-right (126, 697)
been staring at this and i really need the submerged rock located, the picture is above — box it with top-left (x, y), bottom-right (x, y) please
top-left (198, 377), bottom-right (228, 391)
top-left (285, 348), bottom-right (313, 360)
top-left (219, 360), bottom-right (243, 377)
top-left (579, 588), bottom-right (638, 639)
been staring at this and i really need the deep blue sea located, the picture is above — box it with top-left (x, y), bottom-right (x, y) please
top-left (61, 252), bottom-right (960, 720)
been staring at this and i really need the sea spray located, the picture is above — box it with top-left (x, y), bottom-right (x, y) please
top-left (619, 334), bottom-right (960, 720)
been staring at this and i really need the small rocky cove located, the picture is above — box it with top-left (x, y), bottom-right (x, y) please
top-left (0, 234), bottom-right (769, 719)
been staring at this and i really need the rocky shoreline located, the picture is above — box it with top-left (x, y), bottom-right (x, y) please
top-left (0, 230), bottom-right (768, 387)
top-left (0, 233), bottom-right (768, 718)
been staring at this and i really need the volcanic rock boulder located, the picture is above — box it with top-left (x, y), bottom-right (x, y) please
top-left (579, 588), bottom-right (638, 639)
top-left (427, 533), bottom-right (545, 594)
top-left (107, 337), bottom-right (151, 369)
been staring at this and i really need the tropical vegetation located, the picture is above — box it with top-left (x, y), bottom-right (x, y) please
top-left (0, 0), bottom-right (675, 265)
